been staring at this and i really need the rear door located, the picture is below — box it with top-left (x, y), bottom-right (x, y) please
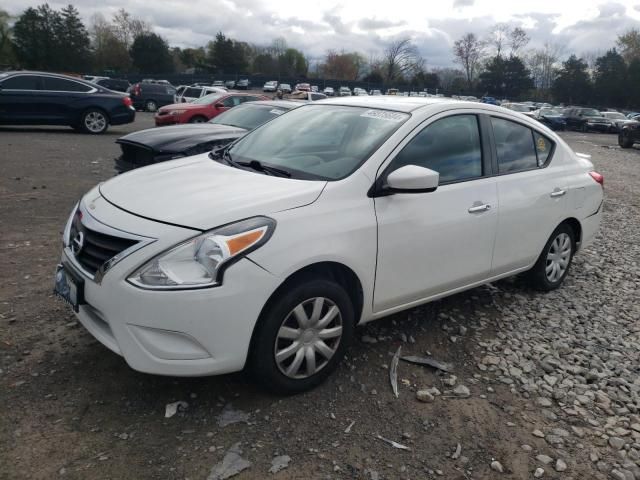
top-left (489, 116), bottom-right (568, 275)
top-left (0, 74), bottom-right (43, 123)
top-left (39, 76), bottom-right (95, 123)
top-left (373, 113), bottom-right (498, 312)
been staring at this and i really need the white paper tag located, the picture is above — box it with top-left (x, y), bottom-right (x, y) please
top-left (360, 109), bottom-right (406, 122)
top-left (270, 109), bottom-right (285, 115)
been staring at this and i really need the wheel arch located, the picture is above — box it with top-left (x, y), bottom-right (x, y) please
top-left (78, 106), bottom-right (110, 123)
top-left (560, 217), bottom-right (582, 249)
top-left (248, 261), bottom-right (365, 359)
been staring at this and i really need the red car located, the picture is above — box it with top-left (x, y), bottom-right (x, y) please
top-left (154, 92), bottom-right (269, 126)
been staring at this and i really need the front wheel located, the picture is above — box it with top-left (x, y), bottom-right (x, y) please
top-left (619, 132), bottom-right (634, 148)
top-left (249, 279), bottom-right (354, 394)
top-left (80, 109), bottom-right (109, 134)
top-left (526, 224), bottom-right (575, 291)
top-left (188, 115), bottom-right (207, 123)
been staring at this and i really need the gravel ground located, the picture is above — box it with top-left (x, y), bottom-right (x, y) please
top-left (0, 118), bottom-right (639, 480)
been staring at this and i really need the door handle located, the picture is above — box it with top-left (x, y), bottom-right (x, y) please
top-left (550, 189), bottom-right (566, 198)
top-left (468, 204), bottom-right (491, 213)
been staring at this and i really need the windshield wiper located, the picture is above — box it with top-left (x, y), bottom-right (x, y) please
top-left (236, 160), bottom-right (291, 178)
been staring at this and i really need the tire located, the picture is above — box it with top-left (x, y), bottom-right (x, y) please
top-left (188, 115), bottom-right (207, 123)
top-left (249, 278), bottom-right (355, 394)
top-left (581, 123), bottom-right (588, 133)
top-left (145, 100), bottom-right (158, 112)
top-left (526, 223), bottom-right (575, 292)
top-left (619, 132), bottom-right (633, 148)
top-left (80, 109), bottom-right (109, 134)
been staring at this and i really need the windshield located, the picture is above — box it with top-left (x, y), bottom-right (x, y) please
top-left (508, 104), bottom-right (530, 112)
top-left (227, 105), bottom-right (409, 180)
top-left (604, 112), bottom-right (625, 119)
top-left (210, 104), bottom-right (291, 129)
top-left (192, 93), bottom-right (225, 105)
top-left (541, 108), bottom-right (562, 115)
top-left (582, 109), bottom-right (601, 116)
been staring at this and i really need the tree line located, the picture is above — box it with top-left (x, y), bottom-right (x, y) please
top-left (2, 5), bottom-right (640, 108)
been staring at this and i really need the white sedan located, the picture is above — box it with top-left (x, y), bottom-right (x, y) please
top-left (54, 97), bottom-right (603, 393)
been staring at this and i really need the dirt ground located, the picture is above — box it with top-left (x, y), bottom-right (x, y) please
top-left (0, 116), bottom-right (636, 480)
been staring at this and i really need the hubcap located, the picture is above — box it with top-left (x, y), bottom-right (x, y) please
top-left (545, 232), bottom-right (572, 283)
top-left (146, 102), bottom-right (157, 112)
top-left (274, 297), bottom-right (343, 379)
top-left (85, 112), bottom-right (106, 132)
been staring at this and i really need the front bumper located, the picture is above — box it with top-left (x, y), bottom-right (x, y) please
top-left (586, 122), bottom-right (611, 132)
top-left (59, 197), bottom-right (279, 377)
top-left (154, 114), bottom-right (181, 126)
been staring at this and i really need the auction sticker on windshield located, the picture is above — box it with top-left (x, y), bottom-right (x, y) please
top-left (269, 109), bottom-right (285, 115)
top-left (360, 110), bottom-right (406, 122)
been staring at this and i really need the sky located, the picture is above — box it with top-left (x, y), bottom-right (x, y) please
top-left (5, 0), bottom-right (640, 68)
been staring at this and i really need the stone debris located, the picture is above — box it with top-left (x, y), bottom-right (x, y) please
top-left (164, 401), bottom-right (188, 418)
top-left (375, 434), bottom-right (410, 450)
top-left (451, 443), bottom-right (462, 460)
top-left (217, 404), bottom-right (250, 428)
top-left (534, 467), bottom-right (545, 478)
top-left (268, 455), bottom-right (291, 474)
top-left (416, 389), bottom-right (435, 403)
top-left (400, 355), bottom-right (452, 372)
top-left (490, 460), bottom-right (504, 473)
top-left (389, 346), bottom-right (401, 398)
top-left (207, 443), bottom-right (252, 480)
top-left (452, 384), bottom-right (470, 397)
top-left (555, 459), bottom-right (567, 472)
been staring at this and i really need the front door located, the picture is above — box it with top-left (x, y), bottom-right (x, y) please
top-left (374, 113), bottom-right (498, 313)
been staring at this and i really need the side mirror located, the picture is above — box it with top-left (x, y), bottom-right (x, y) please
top-left (384, 165), bottom-right (439, 194)
top-left (215, 102), bottom-right (224, 109)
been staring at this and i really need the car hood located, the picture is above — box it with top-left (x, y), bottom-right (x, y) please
top-left (99, 154), bottom-right (327, 230)
top-left (584, 115), bottom-right (608, 122)
top-left (542, 114), bottom-right (566, 121)
top-left (160, 102), bottom-right (210, 111)
top-left (116, 124), bottom-right (247, 153)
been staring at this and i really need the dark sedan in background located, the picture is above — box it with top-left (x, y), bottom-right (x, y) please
top-left (563, 107), bottom-right (611, 132)
top-left (0, 71), bottom-right (135, 134)
top-left (114, 100), bottom-right (301, 173)
top-left (532, 107), bottom-right (567, 131)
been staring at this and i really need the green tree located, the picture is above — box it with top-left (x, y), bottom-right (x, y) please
top-left (552, 55), bottom-right (592, 105)
top-left (129, 33), bottom-right (173, 73)
top-left (479, 55), bottom-right (533, 98)
top-left (627, 59), bottom-right (640, 108)
top-left (57, 5), bottom-right (91, 71)
top-left (13, 5), bottom-right (60, 70)
top-left (0, 9), bottom-right (14, 65)
top-left (617, 28), bottom-right (640, 63)
top-left (279, 48), bottom-right (308, 77)
top-left (593, 49), bottom-right (627, 107)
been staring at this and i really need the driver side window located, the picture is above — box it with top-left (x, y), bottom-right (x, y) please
top-left (389, 114), bottom-right (483, 184)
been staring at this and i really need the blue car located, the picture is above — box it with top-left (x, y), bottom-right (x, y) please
top-left (0, 71), bottom-right (135, 134)
top-left (534, 107), bottom-right (567, 131)
top-left (481, 96), bottom-right (499, 105)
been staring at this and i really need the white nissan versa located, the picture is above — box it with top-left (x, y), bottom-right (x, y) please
top-left (55, 97), bottom-right (603, 393)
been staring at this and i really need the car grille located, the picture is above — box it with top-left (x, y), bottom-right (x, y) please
top-left (116, 143), bottom-right (156, 173)
top-left (69, 213), bottom-right (138, 275)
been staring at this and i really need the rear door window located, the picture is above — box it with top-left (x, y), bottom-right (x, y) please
top-left (491, 117), bottom-right (538, 173)
top-left (184, 87), bottom-right (202, 98)
top-left (1, 75), bottom-right (41, 90)
top-left (42, 77), bottom-right (92, 92)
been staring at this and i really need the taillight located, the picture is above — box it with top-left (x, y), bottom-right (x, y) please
top-left (589, 171), bottom-right (604, 186)
top-left (133, 84), bottom-right (141, 96)
top-left (122, 96), bottom-right (132, 108)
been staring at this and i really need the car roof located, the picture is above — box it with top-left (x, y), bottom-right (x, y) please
top-left (247, 100), bottom-right (301, 108)
top-left (319, 95), bottom-right (474, 113)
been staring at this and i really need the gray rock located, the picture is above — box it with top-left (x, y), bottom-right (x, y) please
top-left (536, 455), bottom-right (553, 465)
top-left (416, 390), bottom-right (435, 403)
top-left (208, 443), bottom-right (252, 480)
top-left (521, 444), bottom-right (533, 452)
top-left (555, 459), bottom-right (567, 472)
top-left (532, 429), bottom-right (545, 438)
top-left (534, 467), bottom-right (545, 478)
top-left (490, 460), bottom-right (504, 473)
top-left (609, 437), bottom-right (626, 450)
top-left (269, 455), bottom-right (291, 474)
top-left (537, 397), bottom-right (553, 407)
top-left (218, 404), bottom-right (250, 428)
top-left (453, 384), bottom-right (470, 397)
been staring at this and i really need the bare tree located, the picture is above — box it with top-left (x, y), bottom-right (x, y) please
top-left (526, 42), bottom-right (563, 90)
top-left (111, 8), bottom-right (150, 49)
top-left (382, 37), bottom-right (423, 83)
top-left (617, 28), bottom-right (640, 63)
top-left (488, 23), bottom-right (510, 57)
top-left (509, 27), bottom-right (529, 56)
top-left (433, 67), bottom-right (465, 90)
top-left (453, 33), bottom-right (485, 88)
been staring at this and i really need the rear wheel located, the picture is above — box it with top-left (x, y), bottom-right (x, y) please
top-left (526, 224), bottom-right (575, 291)
top-left (80, 109), bottom-right (109, 134)
top-left (188, 115), bottom-right (207, 123)
top-left (249, 279), bottom-right (354, 394)
top-left (619, 131), bottom-right (634, 148)
top-left (145, 100), bottom-right (158, 112)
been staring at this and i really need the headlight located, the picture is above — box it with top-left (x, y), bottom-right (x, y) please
top-left (170, 110), bottom-right (187, 115)
top-left (63, 203), bottom-right (79, 247)
top-left (128, 216), bottom-right (275, 290)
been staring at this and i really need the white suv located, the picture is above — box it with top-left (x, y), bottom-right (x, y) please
top-left (55, 97), bottom-right (603, 393)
